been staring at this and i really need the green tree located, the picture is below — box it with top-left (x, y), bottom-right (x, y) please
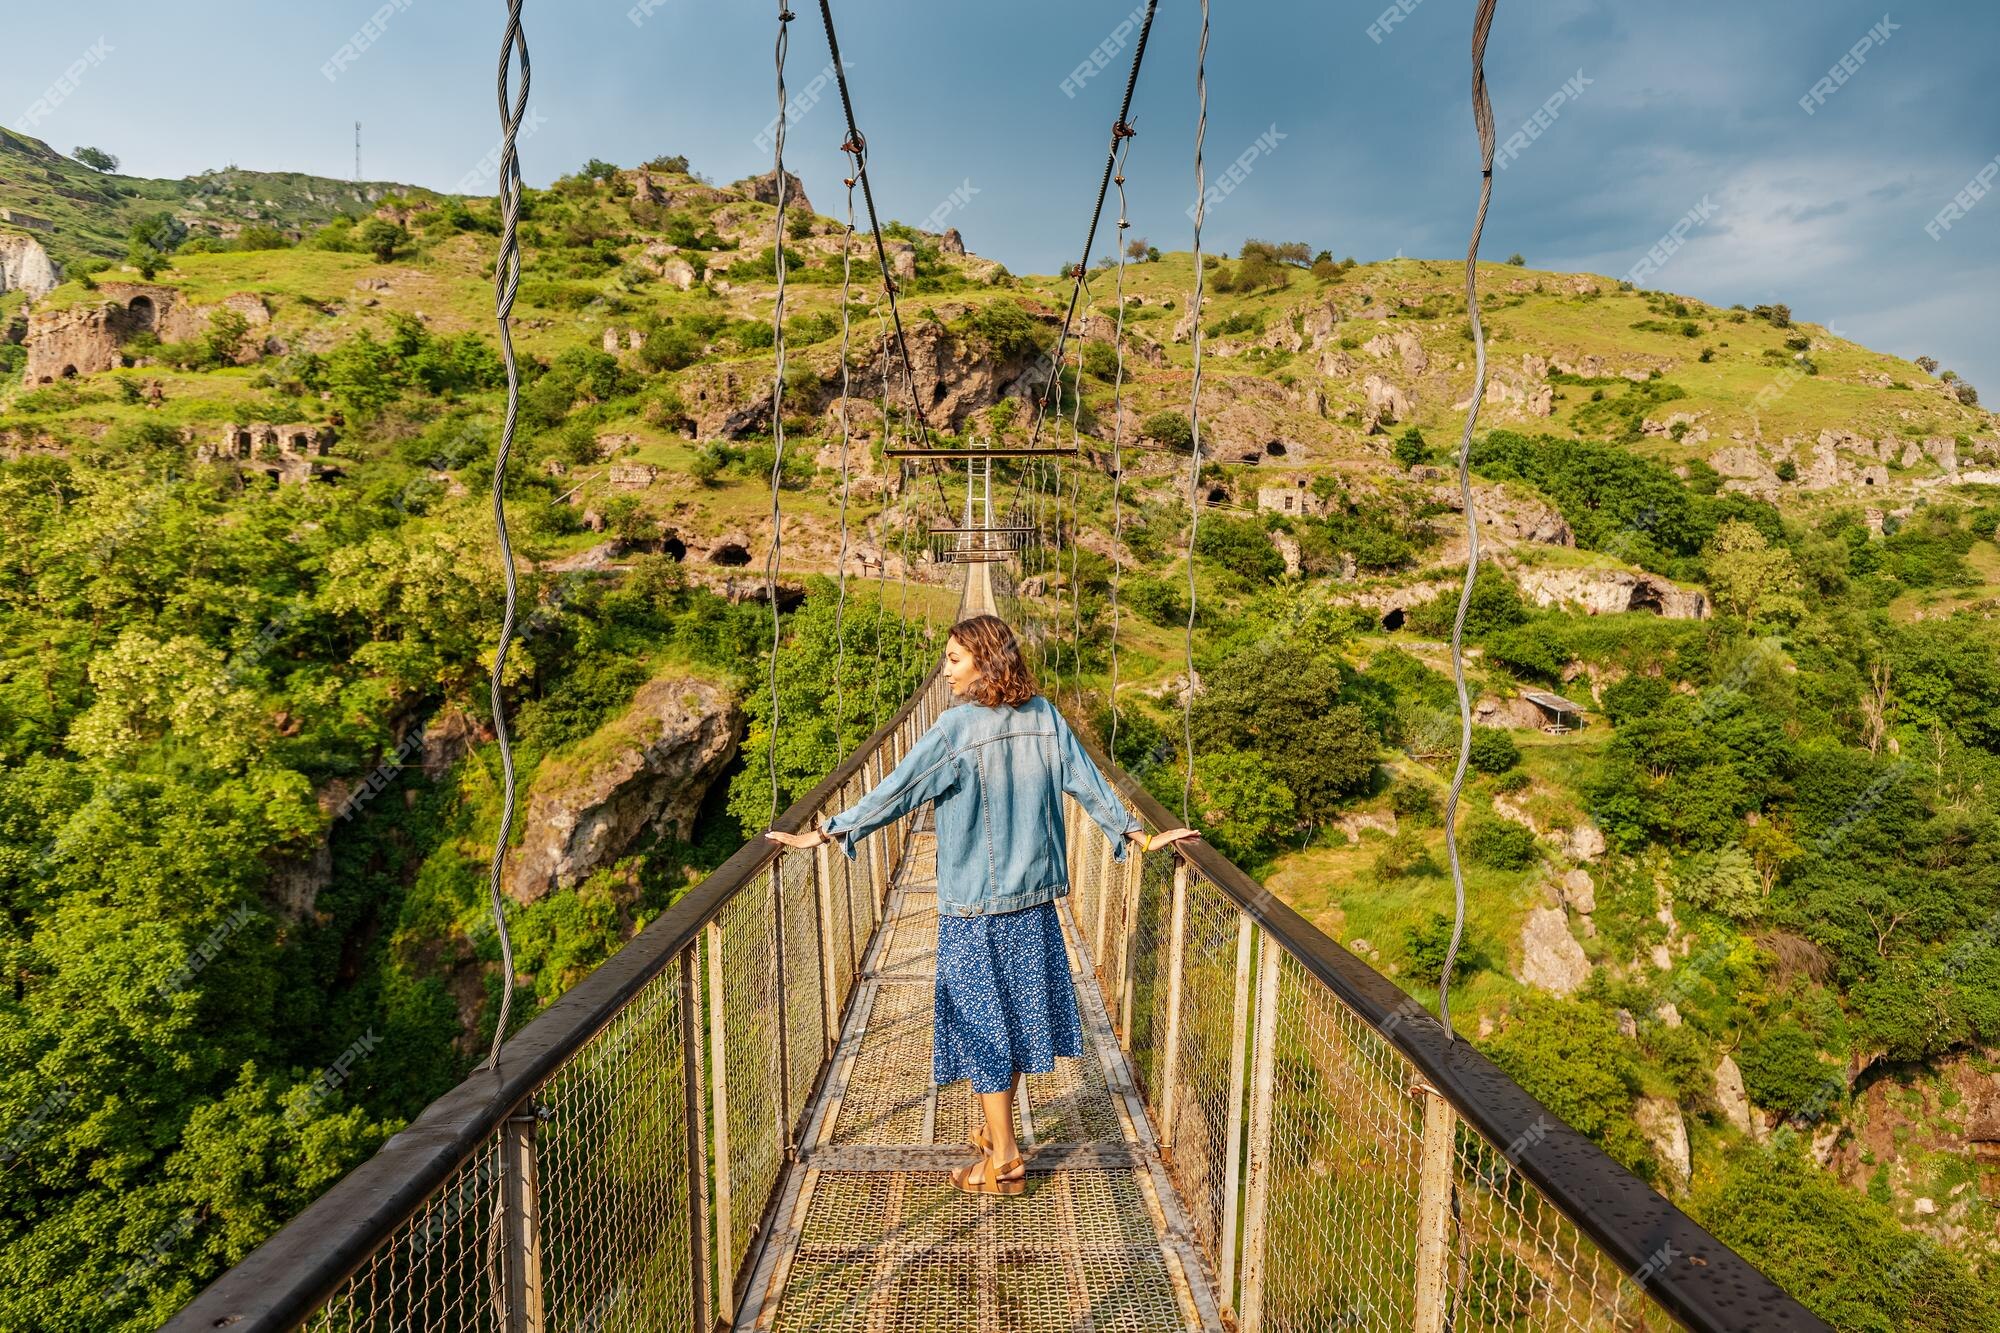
top-left (73, 145), bottom-right (119, 172)
top-left (1191, 643), bottom-right (1378, 824)
top-left (1692, 1142), bottom-right (2000, 1332)
top-left (1705, 519), bottom-right (1805, 621)
top-left (1467, 727), bottom-right (1520, 773)
top-left (1392, 425), bottom-right (1431, 469)
top-left (1181, 750), bottom-right (1295, 860)
top-left (356, 218), bottom-right (408, 263)
top-left (1193, 515), bottom-right (1284, 585)
top-left (1142, 411), bottom-right (1194, 453)
top-left (1484, 996), bottom-right (1652, 1176)
top-left (1465, 814), bottom-right (1538, 869)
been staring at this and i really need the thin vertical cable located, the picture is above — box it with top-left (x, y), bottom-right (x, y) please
top-left (477, 0), bottom-right (531, 1073)
top-left (1107, 136), bottom-right (1135, 760)
top-left (762, 0), bottom-right (794, 824)
top-left (1438, 0), bottom-right (1500, 1041)
top-left (868, 311), bottom-right (893, 729)
top-left (1178, 0), bottom-right (1210, 825)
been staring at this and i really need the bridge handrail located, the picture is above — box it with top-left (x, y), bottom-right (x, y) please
top-left (1059, 720), bottom-right (1829, 1332)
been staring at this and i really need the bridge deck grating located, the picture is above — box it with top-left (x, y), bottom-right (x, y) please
top-left (739, 827), bottom-right (1223, 1332)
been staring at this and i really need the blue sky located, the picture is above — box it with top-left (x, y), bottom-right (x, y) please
top-left (13, 1), bottom-right (2000, 390)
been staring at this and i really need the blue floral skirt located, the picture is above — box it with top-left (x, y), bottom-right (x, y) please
top-left (933, 900), bottom-right (1084, 1094)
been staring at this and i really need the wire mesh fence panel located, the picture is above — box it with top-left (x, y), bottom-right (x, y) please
top-left (1160, 873), bottom-right (1244, 1275)
top-left (717, 876), bottom-right (785, 1278)
top-left (301, 1129), bottom-right (509, 1333)
top-left (1259, 947), bottom-right (1427, 1333)
top-left (780, 849), bottom-right (828, 1137)
top-left (1446, 1119), bottom-right (1679, 1332)
top-left (1065, 796), bottom-right (1102, 975)
top-left (533, 947), bottom-right (695, 1333)
top-left (1121, 846), bottom-right (1177, 1100)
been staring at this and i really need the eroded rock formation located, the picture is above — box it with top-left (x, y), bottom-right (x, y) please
top-left (506, 674), bottom-right (741, 903)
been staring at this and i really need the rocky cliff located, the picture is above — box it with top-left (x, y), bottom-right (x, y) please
top-left (0, 230), bottom-right (58, 299)
top-left (505, 673), bottom-right (741, 903)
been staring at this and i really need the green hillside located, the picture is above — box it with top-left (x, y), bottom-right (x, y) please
top-left (1, 136), bottom-right (1998, 1331)
top-left (0, 126), bottom-right (432, 270)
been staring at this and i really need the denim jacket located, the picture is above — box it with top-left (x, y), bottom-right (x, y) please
top-left (822, 694), bottom-right (1143, 917)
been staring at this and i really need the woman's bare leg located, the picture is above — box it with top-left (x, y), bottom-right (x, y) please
top-left (975, 1074), bottom-right (1023, 1181)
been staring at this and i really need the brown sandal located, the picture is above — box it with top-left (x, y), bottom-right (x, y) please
top-left (951, 1154), bottom-right (1026, 1196)
top-left (969, 1122), bottom-right (992, 1155)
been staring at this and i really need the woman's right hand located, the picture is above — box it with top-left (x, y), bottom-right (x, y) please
top-left (765, 828), bottom-right (831, 849)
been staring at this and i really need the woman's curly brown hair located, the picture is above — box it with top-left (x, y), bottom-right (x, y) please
top-left (948, 614), bottom-right (1038, 708)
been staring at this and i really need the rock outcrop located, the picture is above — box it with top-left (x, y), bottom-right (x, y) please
top-left (1715, 1054), bottom-right (1759, 1137)
top-left (1362, 374), bottom-right (1414, 431)
top-left (0, 230), bottom-right (59, 299)
top-left (506, 675), bottom-right (741, 903)
top-left (1518, 907), bottom-right (1590, 995)
top-left (731, 168), bottom-right (814, 218)
top-left (1636, 1097), bottom-right (1692, 1188)
top-left (1517, 566), bottom-right (1708, 619)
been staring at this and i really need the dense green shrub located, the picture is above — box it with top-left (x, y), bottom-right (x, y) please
top-left (1465, 814), bottom-right (1538, 869)
top-left (1467, 727), bottom-right (1520, 773)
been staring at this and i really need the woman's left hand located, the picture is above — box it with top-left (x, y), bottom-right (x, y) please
top-left (765, 828), bottom-right (830, 849)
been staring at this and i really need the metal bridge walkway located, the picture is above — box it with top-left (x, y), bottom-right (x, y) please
top-left (739, 816), bottom-right (1223, 1331)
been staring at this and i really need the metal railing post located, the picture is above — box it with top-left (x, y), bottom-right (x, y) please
top-left (866, 756), bottom-right (889, 922)
top-left (1413, 1087), bottom-right (1459, 1333)
top-left (1219, 911), bottom-right (1255, 1308)
top-left (705, 921), bottom-right (735, 1321)
top-left (1158, 861), bottom-right (1191, 1147)
top-left (498, 1102), bottom-right (546, 1333)
top-left (1092, 813), bottom-right (1115, 970)
top-left (768, 866), bottom-right (795, 1157)
top-left (814, 839), bottom-right (840, 1059)
top-left (679, 948), bottom-right (711, 1329)
top-left (1238, 934), bottom-right (1282, 1333)
top-left (1116, 841), bottom-right (1144, 1051)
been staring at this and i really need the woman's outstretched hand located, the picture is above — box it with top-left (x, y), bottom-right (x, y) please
top-left (765, 828), bottom-right (831, 849)
top-left (1127, 827), bottom-right (1202, 854)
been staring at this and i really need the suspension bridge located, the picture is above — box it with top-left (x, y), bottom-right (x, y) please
top-left (166, 0), bottom-right (1833, 1327)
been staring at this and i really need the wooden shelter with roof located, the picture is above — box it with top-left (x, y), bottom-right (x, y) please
top-left (1522, 688), bottom-right (1586, 733)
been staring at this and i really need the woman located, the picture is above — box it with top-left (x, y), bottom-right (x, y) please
top-left (767, 614), bottom-right (1196, 1195)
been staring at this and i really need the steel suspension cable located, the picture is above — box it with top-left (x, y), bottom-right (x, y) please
top-left (813, 0), bottom-right (951, 512)
top-left (1438, 0), bottom-right (1501, 1042)
top-left (1026, 0), bottom-right (1161, 450)
top-left (761, 0), bottom-right (795, 825)
top-left (1178, 0), bottom-right (1211, 825)
top-left (477, 0), bottom-right (531, 1073)
top-left (831, 154), bottom-right (859, 742)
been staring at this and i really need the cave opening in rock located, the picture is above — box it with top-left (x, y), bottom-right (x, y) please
top-left (709, 542), bottom-right (751, 566)
top-left (126, 295), bottom-right (156, 331)
top-left (1237, 451), bottom-right (1261, 464)
top-left (662, 535), bottom-right (686, 561)
top-left (1627, 584), bottom-right (1665, 615)
top-left (1265, 439), bottom-right (1287, 457)
top-left (1382, 607), bottom-right (1405, 631)
top-left (60, 365), bottom-right (77, 379)
top-left (1206, 487), bottom-right (1227, 504)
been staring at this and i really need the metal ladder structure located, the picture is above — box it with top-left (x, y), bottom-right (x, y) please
top-left (167, 560), bottom-right (1830, 1333)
